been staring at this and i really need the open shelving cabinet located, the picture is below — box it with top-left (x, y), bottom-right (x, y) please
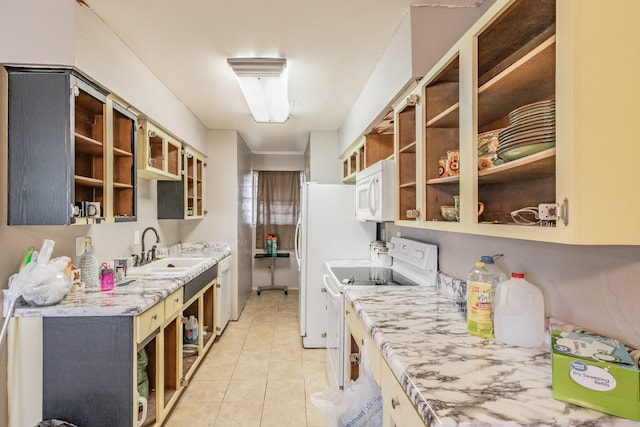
top-left (6, 67), bottom-right (137, 225)
top-left (392, 0), bottom-right (640, 244)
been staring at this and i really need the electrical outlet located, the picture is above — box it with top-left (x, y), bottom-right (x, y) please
top-left (76, 236), bottom-right (86, 256)
top-left (538, 203), bottom-right (560, 220)
top-left (134, 230), bottom-right (140, 245)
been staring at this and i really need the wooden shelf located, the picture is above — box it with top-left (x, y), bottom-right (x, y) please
top-left (74, 175), bottom-right (104, 187)
top-left (427, 175), bottom-right (460, 185)
top-left (478, 36), bottom-right (556, 127)
top-left (399, 181), bottom-right (416, 188)
top-left (426, 103), bottom-right (459, 128)
top-left (113, 181), bottom-right (134, 189)
top-left (75, 133), bottom-right (104, 155)
top-left (113, 146), bottom-right (133, 157)
top-left (478, 0), bottom-right (555, 84)
top-left (398, 141), bottom-right (416, 154)
top-left (478, 147), bottom-right (555, 184)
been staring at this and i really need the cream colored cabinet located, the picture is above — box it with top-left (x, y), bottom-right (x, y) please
top-left (341, 110), bottom-right (396, 183)
top-left (345, 302), bottom-right (425, 427)
top-left (157, 146), bottom-right (206, 219)
top-left (341, 137), bottom-right (365, 183)
top-left (381, 363), bottom-right (426, 427)
top-left (394, 0), bottom-right (640, 244)
top-left (137, 119), bottom-right (182, 181)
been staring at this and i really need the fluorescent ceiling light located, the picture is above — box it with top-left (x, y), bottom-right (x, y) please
top-left (227, 58), bottom-right (290, 124)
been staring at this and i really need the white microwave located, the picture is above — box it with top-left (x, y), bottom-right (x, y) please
top-left (355, 159), bottom-right (395, 221)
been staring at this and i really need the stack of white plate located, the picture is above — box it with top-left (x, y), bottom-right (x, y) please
top-left (497, 100), bottom-right (555, 161)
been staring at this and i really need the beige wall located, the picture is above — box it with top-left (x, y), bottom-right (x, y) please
top-left (0, 3), bottom-right (209, 425)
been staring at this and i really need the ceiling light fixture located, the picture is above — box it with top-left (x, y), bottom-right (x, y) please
top-left (227, 57), bottom-right (290, 124)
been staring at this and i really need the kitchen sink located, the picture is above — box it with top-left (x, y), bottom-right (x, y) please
top-left (127, 257), bottom-right (210, 277)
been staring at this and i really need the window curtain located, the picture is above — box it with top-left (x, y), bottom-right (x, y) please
top-left (255, 171), bottom-right (301, 250)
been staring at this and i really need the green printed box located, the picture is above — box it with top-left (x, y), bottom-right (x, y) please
top-left (551, 330), bottom-right (640, 421)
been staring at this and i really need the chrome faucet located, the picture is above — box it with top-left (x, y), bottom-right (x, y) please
top-left (141, 227), bottom-right (161, 264)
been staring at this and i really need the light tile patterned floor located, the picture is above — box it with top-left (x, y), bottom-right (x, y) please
top-left (164, 290), bottom-right (328, 427)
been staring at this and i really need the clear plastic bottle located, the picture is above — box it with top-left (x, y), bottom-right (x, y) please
top-left (480, 254), bottom-right (508, 320)
top-left (466, 261), bottom-right (496, 338)
top-left (494, 272), bottom-right (545, 347)
top-left (79, 240), bottom-right (100, 288)
top-left (480, 255), bottom-right (508, 284)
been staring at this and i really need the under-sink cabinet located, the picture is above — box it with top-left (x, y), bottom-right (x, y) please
top-left (5, 67), bottom-right (137, 225)
top-left (345, 303), bottom-right (425, 427)
top-left (391, 0), bottom-right (640, 244)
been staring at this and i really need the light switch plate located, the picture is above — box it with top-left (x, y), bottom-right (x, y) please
top-left (134, 230), bottom-right (140, 245)
top-left (76, 236), bottom-right (86, 257)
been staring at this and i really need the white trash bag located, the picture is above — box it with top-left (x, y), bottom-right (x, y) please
top-left (310, 342), bottom-right (383, 427)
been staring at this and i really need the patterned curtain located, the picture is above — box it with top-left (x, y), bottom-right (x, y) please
top-left (255, 171), bottom-right (301, 250)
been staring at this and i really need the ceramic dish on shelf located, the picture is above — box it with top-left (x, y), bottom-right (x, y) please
top-left (497, 141), bottom-right (555, 161)
top-left (497, 135), bottom-right (555, 152)
top-left (508, 99), bottom-right (555, 121)
top-left (498, 123), bottom-right (555, 141)
top-left (498, 128), bottom-right (556, 147)
top-left (508, 111), bottom-right (556, 127)
top-left (478, 152), bottom-right (504, 169)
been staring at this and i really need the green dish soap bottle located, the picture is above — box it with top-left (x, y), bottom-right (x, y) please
top-left (467, 261), bottom-right (496, 338)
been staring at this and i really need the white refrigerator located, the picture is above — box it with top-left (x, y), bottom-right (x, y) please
top-left (295, 182), bottom-right (375, 348)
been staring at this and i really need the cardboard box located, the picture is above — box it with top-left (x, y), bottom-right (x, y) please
top-left (551, 330), bottom-right (640, 420)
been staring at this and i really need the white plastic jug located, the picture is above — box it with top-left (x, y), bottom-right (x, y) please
top-left (494, 272), bottom-right (545, 347)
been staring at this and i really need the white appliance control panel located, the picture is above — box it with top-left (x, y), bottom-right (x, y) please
top-left (387, 237), bottom-right (438, 286)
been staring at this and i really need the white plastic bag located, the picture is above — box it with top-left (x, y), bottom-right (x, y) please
top-left (310, 341), bottom-right (383, 427)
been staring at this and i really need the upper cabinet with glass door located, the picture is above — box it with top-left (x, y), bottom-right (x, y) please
top-left (395, 0), bottom-right (640, 244)
top-left (137, 119), bottom-right (182, 181)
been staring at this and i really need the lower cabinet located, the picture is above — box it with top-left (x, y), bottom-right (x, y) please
top-left (345, 303), bottom-right (425, 427)
top-left (8, 270), bottom-right (217, 427)
top-left (137, 278), bottom-right (217, 427)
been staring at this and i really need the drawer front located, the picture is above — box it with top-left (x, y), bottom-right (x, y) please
top-left (382, 363), bottom-right (425, 427)
top-left (164, 289), bottom-right (183, 320)
top-left (136, 302), bottom-right (164, 343)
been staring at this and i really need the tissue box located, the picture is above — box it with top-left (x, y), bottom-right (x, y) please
top-left (551, 330), bottom-right (640, 420)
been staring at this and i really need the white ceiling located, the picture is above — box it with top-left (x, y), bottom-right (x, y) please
top-left (82, 0), bottom-right (481, 154)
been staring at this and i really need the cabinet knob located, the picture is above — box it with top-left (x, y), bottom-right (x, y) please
top-left (175, 298), bottom-right (180, 303)
top-left (152, 314), bottom-right (157, 320)
top-left (391, 397), bottom-right (400, 409)
top-left (345, 309), bottom-right (350, 315)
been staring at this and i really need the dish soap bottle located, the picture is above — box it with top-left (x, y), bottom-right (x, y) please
top-left (467, 261), bottom-right (496, 338)
top-left (79, 238), bottom-right (100, 289)
top-left (494, 272), bottom-right (545, 347)
top-left (184, 315), bottom-right (199, 344)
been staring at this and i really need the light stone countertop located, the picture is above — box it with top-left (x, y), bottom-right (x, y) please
top-left (345, 280), bottom-right (640, 427)
top-left (13, 242), bottom-right (231, 318)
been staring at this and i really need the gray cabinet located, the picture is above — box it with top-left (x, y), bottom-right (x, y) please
top-left (7, 67), bottom-right (137, 225)
top-left (157, 146), bottom-right (206, 219)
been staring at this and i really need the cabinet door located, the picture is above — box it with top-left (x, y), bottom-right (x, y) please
top-left (474, 0), bottom-right (556, 228)
top-left (423, 54), bottom-right (462, 224)
top-left (395, 95), bottom-right (420, 221)
top-left (185, 147), bottom-right (206, 218)
top-left (137, 119), bottom-right (182, 181)
top-left (72, 75), bottom-right (108, 225)
top-left (110, 100), bottom-right (137, 222)
top-left (381, 363), bottom-right (426, 427)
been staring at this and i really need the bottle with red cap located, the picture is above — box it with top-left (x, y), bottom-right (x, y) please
top-left (494, 272), bottom-right (545, 347)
